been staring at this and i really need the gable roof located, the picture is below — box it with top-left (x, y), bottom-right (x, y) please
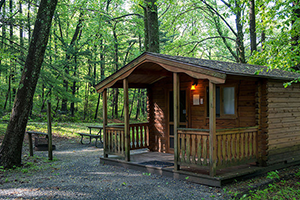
top-left (94, 52), bottom-right (300, 93)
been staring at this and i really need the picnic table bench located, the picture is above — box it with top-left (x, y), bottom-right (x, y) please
top-left (26, 131), bottom-right (55, 156)
top-left (78, 125), bottom-right (103, 147)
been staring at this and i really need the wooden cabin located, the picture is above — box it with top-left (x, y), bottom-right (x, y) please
top-left (94, 52), bottom-right (300, 186)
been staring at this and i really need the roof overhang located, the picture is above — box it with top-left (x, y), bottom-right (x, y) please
top-left (94, 52), bottom-right (226, 93)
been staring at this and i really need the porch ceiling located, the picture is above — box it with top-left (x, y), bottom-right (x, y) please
top-left (110, 62), bottom-right (173, 88)
top-left (94, 53), bottom-right (226, 93)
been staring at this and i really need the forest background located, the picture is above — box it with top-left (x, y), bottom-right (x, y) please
top-left (1, 0), bottom-right (299, 123)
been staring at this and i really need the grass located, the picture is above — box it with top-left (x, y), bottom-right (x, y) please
top-left (239, 179), bottom-right (300, 199)
top-left (0, 121), bottom-right (103, 138)
top-left (225, 168), bottom-right (300, 200)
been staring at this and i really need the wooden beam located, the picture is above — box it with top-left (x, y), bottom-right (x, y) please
top-left (103, 89), bottom-right (108, 158)
top-left (111, 82), bottom-right (150, 89)
top-left (124, 78), bottom-right (130, 162)
top-left (47, 101), bottom-right (53, 161)
top-left (209, 81), bottom-right (217, 176)
top-left (160, 63), bottom-right (226, 84)
top-left (174, 73), bottom-right (180, 171)
top-left (95, 53), bottom-right (226, 93)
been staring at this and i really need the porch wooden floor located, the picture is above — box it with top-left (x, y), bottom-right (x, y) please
top-left (99, 149), bottom-right (293, 187)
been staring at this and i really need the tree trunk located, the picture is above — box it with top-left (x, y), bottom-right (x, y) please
top-left (291, 0), bottom-right (300, 69)
top-left (143, 0), bottom-right (159, 53)
top-left (19, 1), bottom-right (24, 71)
top-left (61, 13), bottom-right (83, 113)
top-left (94, 93), bottom-right (101, 120)
top-left (129, 89), bottom-right (137, 118)
top-left (0, 0), bottom-right (57, 169)
top-left (249, 0), bottom-right (257, 53)
top-left (135, 89), bottom-right (141, 120)
top-left (70, 55), bottom-right (77, 117)
top-left (113, 23), bottom-right (119, 119)
top-left (0, 0), bottom-right (5, 11)
top-left (141, 89), bottom-right (146, 117)
top-left (235, 0), bottom-right (246, 63)
top-left (94, 39), bottom-right (105, 120)
top-left (27, 0), bottom-right (31, 42)
top-left (3, 72), bottom-right (11, 110)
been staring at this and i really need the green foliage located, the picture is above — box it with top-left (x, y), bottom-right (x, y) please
top-left (1, 0), bottom-right (300, 125)
top-left (296, 169), bottom-right (300, 177)
top-left (267, 170), bottom-right (280, 180)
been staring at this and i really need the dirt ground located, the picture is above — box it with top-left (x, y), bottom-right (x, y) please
top-left (1, 135), bottom-right (300, 199)
top-left (0, 136), bottom-right (227, 200)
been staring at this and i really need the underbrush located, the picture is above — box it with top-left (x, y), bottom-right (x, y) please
top-left (225, 167), bottom-right (300, 200)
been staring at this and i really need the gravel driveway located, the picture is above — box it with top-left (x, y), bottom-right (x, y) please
top-left (0, 138), bottom-right (228, 199)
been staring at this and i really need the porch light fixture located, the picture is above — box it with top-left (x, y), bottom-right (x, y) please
top-left (191, 81), bottom-right (198, 91)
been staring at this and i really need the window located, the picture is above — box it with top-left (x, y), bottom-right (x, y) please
top-left (207, 86), bottom-right (236, 117)
top-left (222, 87), bottom-right (235, 115)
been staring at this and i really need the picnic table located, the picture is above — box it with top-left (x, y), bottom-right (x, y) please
top-left (78, 125), bottom-right (103, 147)
top-left (26, 131), bottom-right (55, 156)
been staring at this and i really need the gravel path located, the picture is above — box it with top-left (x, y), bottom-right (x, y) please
top-left (0, 139), bottom-right (227, 200)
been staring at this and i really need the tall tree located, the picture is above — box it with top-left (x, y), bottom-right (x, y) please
top-left (249, 0), bottom-right (257, 53)
top-left (291, 0), bottom-right (300, 69)
top-left (0, 0), bottom-right (58, 168)
top-left (142, 0), bottom-right (159, 53)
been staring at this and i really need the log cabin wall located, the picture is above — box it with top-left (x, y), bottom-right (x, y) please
top-left (266, 80), bottom-right (300, 164)
top-left (148, 74), bottom-right (258, 153)
top-left (148, 74), bottom-right (192, 153)
top-left (199, 76), bottom-right (257, 129)
top-left (148, 82), bottom-right (166, 152)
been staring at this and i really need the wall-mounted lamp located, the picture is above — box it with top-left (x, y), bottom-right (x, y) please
top-left (191, 81), bottom-right (198, 91)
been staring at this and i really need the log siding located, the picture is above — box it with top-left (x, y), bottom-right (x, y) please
top-left (266, 81), bottom-right (300, 164)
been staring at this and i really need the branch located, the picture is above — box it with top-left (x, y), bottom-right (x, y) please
top-left (0, 0), bottom-right (5, 11)
top-left (182, 36), bottom-right (236, 55)
top-left (220, 0), bottom-right (231, 8)
top-left (159, 4), bottom-right (171, 19)
top-left (0, 11), bottom-right (20, 28)
top-left (181, 36), bottom-right (236, 47)
top-left (110, 13), bottom-right (143, 21)
top-left (0, 35), bottom-right (27, 51)
top-left (171, 7), bottom-right (199, 26)
top-left (198, 0), bottom-right (237, 36)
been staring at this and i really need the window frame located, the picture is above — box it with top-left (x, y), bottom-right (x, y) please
top-left (206, 84), bottom-right (237, 119)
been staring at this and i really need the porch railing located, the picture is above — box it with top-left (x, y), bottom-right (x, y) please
top-left (104, 122), bottom-right (149, 156)
top-left (177, 129), bottom-right (210, 167)
top-left (216, 126), bottom-right (258, 169)
top-left (129, 123), bottom-right (149, 150)
top-left (105, 126), bottom-right (125, 156)
top-left (177, 126), bottom-right (258, 169)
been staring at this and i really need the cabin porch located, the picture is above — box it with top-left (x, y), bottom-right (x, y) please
top-left (99, 146), bottom-right (263, 187)
top-left (100, 122), bottom-right (260, 186)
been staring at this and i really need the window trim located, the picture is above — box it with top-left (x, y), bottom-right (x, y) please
top-left (206, 84), bottom-right (237, 119)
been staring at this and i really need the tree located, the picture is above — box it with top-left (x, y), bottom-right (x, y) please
top-left (0, 0), bottom-right (58, 168)
top-left (249, 0), bottom-right (257, 53)
top-left (142, 0), bottom-right (159, 53)
top-left (291, 0), bottom-right (300, 70)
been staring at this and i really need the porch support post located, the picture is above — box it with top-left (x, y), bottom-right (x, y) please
top-left (124, 78), bottom-right (130, 161)
top-left (209, 80), bottom-right (217, 176)
top-left (102, 89), bottom-right (108, 158)
top-left (173, 72), bottom-right (180, 171)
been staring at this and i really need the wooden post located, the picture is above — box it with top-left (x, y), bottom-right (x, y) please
top-left (173, 73), bottom-right (179, 171)
top-left (28, 133), bottom-right (33, 156)
top-left (124, 78), bottom-right (130, 161)
top-left (103, 89), bottom-right (108, 158)
top-left (47, 101), bottom-right (53, 161)
top-left (209, 81), bottom-right (216, 176)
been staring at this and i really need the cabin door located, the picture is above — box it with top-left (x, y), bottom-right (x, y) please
top-left (168, 90), bottom-right (188, 152)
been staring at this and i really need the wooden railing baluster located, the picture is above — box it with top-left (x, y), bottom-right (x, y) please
top-left (177, 126), bottom-right (258, 169)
